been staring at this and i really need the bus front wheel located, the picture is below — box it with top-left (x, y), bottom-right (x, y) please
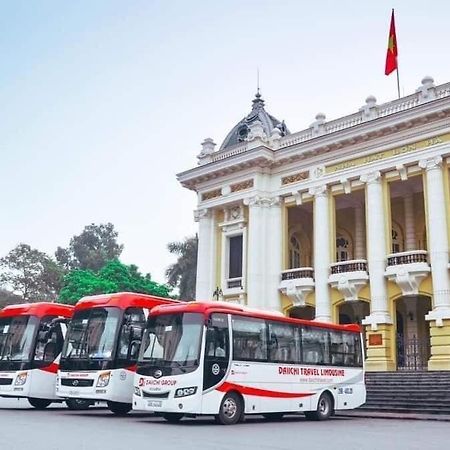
top-left (304, 392), bottom-right (333, 421)
top-left (215, 392), bottom-right (244, 425)
top-left (107, 401), bottom-right (132, 415)
top-left (162, 413), bottom-right (184, 423)
top-left (28, 398), bottom-right (52, 410)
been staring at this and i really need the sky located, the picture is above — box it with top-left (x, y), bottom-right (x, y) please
top-left (1, 0), bottom-right (450, 285)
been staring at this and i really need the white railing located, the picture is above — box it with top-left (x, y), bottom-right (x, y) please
top-left (330, 259), bottom-right (368, 274)
top-left (208, 81), bottom-right (450, 159)
top-left (386, 250), bottom-right (428, 266)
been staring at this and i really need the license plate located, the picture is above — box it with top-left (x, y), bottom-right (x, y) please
top-left (69, 390), bottom-right (80, 396)
top-left (147, 400), bottom-right (162, 408)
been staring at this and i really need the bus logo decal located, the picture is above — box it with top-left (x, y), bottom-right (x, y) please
top-left (153, 370), bottom-right (163, 379)
top-left (211, 364), bottom-right (220, 376)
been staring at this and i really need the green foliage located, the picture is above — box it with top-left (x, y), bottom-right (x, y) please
top-left (58, 260), bottom-right (172, 305)
top-left (0, 244), bottom-right (64, 302)
top-left (56, 223), bottom-right (124, 272)
top-left (166, 235), bottom-right (198, 300)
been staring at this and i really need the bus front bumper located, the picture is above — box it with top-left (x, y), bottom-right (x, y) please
top-left (0, 372), bottom-right (31, 398)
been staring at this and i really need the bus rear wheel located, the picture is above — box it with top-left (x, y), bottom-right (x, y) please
top-left (262, 412), bottom-right (284, 421)
top-left (215, 392), bottom-right (244, 425)
top-left (28, 398), bottom-right (52, 410)
top-left (162, 413), bottom-right (184, 423)
top-left (305, 392), bottom-right (333, 421)
top-left (107, 401), bottom-right (132, 416)
top-left (66, 399), bottom-right (91, 410)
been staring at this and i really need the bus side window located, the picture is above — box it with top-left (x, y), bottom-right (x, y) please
top-left (301, 327), bottom-right (330, 365)
top-left (268, 321), bottom-right (297, 363)
top-left (118, 308), bottom-right (146, 360)
top-left (232, 316), bottom-right (267, 361)
top-left (206, 314), bottom-right (229, 359)
top-left (34, 316), bottom-right (64, 364)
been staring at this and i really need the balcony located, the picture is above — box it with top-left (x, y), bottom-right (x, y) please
top-left (279, 268), bottom-right (314, 307)
top-left (385, 250), bottom-right (430, 296)
top-left (328, 259), bottom-right (369, 302)
top-left (222, 277), bottom-right (245, 299)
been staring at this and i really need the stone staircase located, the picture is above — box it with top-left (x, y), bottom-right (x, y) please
top-left (360, 371), bottom-right (450, 415)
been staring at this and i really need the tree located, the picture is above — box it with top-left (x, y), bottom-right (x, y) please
top-left (165, 235), bottom-right (198, 300)
top-left (0, 288), bottom-right (23, 309)
top-left (58, 259), bottom-right (172, 305)
top-left (0, 244), bottom-right (64, 302)
top-left (55, 223), bottom-right (124, 272)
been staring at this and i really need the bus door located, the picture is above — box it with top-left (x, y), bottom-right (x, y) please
top-left (203, 313), bottom-right (230, 392)
top-left (116, 308), bottom-right (147, 368)
top-left (32, 316), bottom-right (66, 398)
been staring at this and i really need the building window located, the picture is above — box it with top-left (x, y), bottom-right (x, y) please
top-left (228, 235), bottom-right (243, 279)
top-left (392, 222), bottom-right (404, 253)
top-left (336, 230), bottom-right (352, 262)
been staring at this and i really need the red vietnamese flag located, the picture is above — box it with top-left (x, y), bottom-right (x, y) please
top-left (385, 9), bottom-right (398, 75)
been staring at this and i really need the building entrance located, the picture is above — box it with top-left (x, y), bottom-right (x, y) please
top-left (395, 296), bottom-right (431, 371)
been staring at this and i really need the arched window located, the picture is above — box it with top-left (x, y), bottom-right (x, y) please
top-left (392, 222), bottom-right (404, 253)
top-left (336, 229), bottom-right (353, 262)
top-left (289, 234), bottom-right (301, 269)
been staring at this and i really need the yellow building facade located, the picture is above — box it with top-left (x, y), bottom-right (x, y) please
top-left (179, 77), bottom-right (450, 371)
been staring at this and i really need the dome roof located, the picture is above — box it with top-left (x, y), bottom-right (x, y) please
top-left (219, 92), bottom-right (290, 150)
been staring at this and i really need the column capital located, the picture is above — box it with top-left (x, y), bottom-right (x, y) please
top-left (419, 156), bottom-right (443, 171)
top-left (194, 208), bottom-right (211, 222)
top-left (360, 171), bottom-right (381, 184)
top-left (308, 184), bottom-right (328, 198)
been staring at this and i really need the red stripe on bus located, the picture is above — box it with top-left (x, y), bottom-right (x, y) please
top-left (126, 365), bottom-right (137, 372)
top-left (216, 382), bottom-right (313, 399)
top-left (39, 362), bottom-right (59, 374)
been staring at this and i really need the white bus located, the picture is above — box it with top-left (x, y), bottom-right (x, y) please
top-left (0, 302), bottom-right (77, 409)
top-left (133, 301), bottom-right (365, 424)
top-left (56, 292), bottom-right (176, 415)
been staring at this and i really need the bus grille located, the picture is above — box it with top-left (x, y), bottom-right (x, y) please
top-left (61, 378), bottom-right (94, 387)
top-left (0, 378), bottom-right (13, 385)
top-left (142, 391), bottom-right (170, 399)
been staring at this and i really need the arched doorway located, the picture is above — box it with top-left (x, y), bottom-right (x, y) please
top-left (289, 305), bottom-right (315, 320)
top-left (395, 296), bottom-right (431, 371)
top-left (338, 301), bottom-right (370, 353)
top-left (338, 301), bottom-right (369, 325)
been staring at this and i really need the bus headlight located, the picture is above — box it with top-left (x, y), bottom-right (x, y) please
top-left (15, 372), bottom-right (28, 386)
top-left (134, 387), bottom-right (141, 397)
top-left (97, 372), bottom-right (111, 387)
top-left (174, 386), bottom-right (197, 398)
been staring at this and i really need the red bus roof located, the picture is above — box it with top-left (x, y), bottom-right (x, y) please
top-left (149, 301), bottom-right (361, 333)
top-left (74, 292), bottom-right (178, 312)
top-left (0, 302), bottom-right (74, 319)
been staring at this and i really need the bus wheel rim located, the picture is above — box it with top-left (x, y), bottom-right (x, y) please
top-left (223, 398), bottom-right (237, 418)
top-left (319, 398), bottom-right (328, 414)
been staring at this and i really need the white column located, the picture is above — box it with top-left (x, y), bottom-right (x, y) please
top-left (245, 196), bottom-right (266, 309)
top-left (360, 172), bottom-right (391, 328)
top-left (404, 194), bottom-right (416, 251)
top-left (420, 157), bottom-right (450, 321)
top-left (266, 197), bottom-right (283, 311)
top-left (309, 185), bottom-right (332, 322)
top-left (194, 208), bottom-right (216, 301)
top-left (354, 204), bottom-right (365, 259)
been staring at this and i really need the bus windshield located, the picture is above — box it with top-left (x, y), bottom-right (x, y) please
top-left (0, 315), bottom-right (38, 363)
top-left (61, 307), bottom-right (121, 360)
top-left (140, 313), bottom-right (203, 368)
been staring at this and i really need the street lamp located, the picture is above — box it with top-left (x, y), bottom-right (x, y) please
top-left (212, 286), bottom-right (223, 301)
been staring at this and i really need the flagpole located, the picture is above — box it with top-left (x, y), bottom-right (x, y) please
top-left (396, 67), bottom-right (401, 99)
